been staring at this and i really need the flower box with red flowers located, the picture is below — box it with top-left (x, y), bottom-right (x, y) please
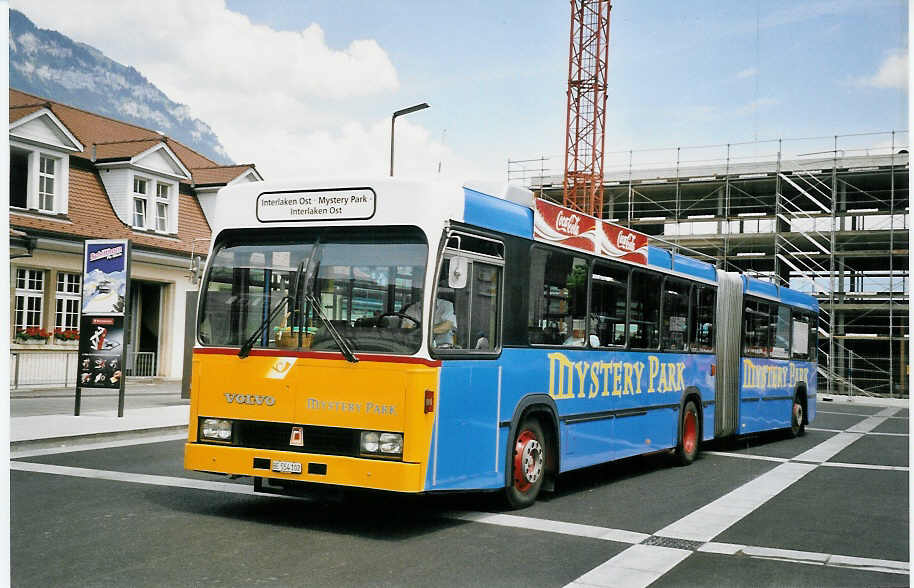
top-left (54, 328), bottom-right (80, 342)
top-left (15, 327), bottom-right (51, 344)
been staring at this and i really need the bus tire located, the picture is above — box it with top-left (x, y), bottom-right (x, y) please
top-left (505, 418), bottom-right (546, 509)
top-left (675, 400), bottom-right (700, 466)
top-left (790, 394), bottom-right (806, 438)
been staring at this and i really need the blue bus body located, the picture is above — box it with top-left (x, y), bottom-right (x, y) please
top-left (423, 187), bottom-right (818, 492)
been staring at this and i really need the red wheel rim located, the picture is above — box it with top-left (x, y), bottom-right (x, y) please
top-left (513, 430), bottom-right (543, 492)
top-left (683, 408), bottom-right (697, 456)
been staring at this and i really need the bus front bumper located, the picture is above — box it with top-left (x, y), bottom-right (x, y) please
top-left (184, 442), bottom-right (425, 493)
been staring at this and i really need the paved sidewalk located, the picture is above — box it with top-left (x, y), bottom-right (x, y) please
top-left (10, 379), bottom-right (189, 448)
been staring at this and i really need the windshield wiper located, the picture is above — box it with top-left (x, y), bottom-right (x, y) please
top-left (296, 237), bottom-right (358, 363)
top-left (238, 260), bottom-right (305, 359)
top-left (304, 292), bottom-right (359, 363)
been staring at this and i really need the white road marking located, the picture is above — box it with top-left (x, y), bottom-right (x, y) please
top-left (12, 458), bottom-right (907, 579)
top-left (817, 410), bottom-right (908, 420)
top-left (655, 461), bottom-right (817, 542)
top-left (704, 450), bottom-right (908, 471)
top-left (703, 451), bottom-right (788, 463)
top-left (819, 461), bottom-right (908, 472)
top-left (11, 461), bottom-right (254, 494)
top-left (808, 427), bottom-right (908, 437)
top-left (448, 511), bottom-right (649, 544)
top-left (11, 408), bottom-right (904, 585)
top-left (698, 542), bottom-right (908, 575)
top-left (846, 407), bottom-right (900, 432)
top-left (564, 407), bottom-right (901, 587)
top-left (568, 545), bottom-right (691, 588)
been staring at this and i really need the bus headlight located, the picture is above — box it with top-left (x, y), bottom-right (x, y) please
top-left (201, 418), bottom-right (233, 441)
top-left (360, 431), bottom-right (380, 453)
top-left (379, 433), bottom-right (403, 455)
top-left (360, 431), bottom-right (403, 457)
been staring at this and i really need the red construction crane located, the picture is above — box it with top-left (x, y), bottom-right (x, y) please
top-left (562, 0), bottom-right (611, 217)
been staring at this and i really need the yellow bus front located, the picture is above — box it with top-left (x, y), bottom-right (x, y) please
top-left (183, 223), bottom-right (440, 494)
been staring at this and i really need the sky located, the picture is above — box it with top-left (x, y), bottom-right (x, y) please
top-left (11, 0), bottom-right (909, 183)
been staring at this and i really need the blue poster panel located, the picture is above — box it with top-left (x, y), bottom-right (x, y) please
top-left (82, 240), bottom-right (129, 315)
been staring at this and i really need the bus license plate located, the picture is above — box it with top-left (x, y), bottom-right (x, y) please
top-left (271, 460), bottom-right (302, 474)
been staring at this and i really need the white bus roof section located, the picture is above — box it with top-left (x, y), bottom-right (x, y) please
top-left (208, 177), bottom-right (468, 240)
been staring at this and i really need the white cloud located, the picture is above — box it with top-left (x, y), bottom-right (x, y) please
top-left (736, 67), bottom-right (758, 79)
top-left (11, 0), bottom-right (479, 180)
top-left (859, 51), bottom-right (908, 89)
top-left (740, 97), bottom-right (779, 114)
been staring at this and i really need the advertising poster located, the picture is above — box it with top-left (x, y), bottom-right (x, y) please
top-left (77, 239), bottom-right (131, 415)
top-left (533, 198), bottom-right (649, 265)
top-left (82, 240), bottom-right (129, 314)
top-left (77, 316), bottom-right (125, 389)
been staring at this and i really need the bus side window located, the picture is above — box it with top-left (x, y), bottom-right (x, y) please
top-left (690, 286), bottom-right (715, 352)
top-left (743, 299), bottom-right (770, 357)
top-left (661, 278), bottom-right (690, 351)
top-left (808, 312), bottom-right (819, 361)
top-left (528, 248), bottom-right (587, 346)
top-left (630, 271), bottom-right (661, 349)
top-left (590, 262), bottom-right (628, 347)
top-left (790, 312), bottom-right (810, 360)
top-left (435, 257), bottom-right (502, 352)
top-left (469, 263), bottom-right (501, 350)
top-left (771, 304), bottom-right (791, 359)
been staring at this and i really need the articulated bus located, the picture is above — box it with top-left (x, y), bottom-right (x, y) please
top-left (185, 178), bottom-right (817, 508)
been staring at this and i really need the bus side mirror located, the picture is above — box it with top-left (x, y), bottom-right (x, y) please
top-left (448, 257), bottom-right (469, 289)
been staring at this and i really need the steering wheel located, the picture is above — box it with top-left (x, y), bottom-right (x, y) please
top-left (378, 312), bottom-right (420, 327)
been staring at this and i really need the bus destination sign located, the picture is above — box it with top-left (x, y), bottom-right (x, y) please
top-left (256, 188), bottom-right (376, 222)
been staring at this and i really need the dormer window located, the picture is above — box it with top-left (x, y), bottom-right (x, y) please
top-left (9, 107), bottom-right (81, 215)
top-left (156, 182), bottom-right (170, 232)
top-left (38, 155), bottom-right (56, 212)
top-left (133, 177), bottom-right (148, 228)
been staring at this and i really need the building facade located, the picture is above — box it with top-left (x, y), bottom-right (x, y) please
top-left (9, 89), bottom-right (262, 386)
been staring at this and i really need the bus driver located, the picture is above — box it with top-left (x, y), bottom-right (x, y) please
top-left (401, 296), bottom-right (457, 348)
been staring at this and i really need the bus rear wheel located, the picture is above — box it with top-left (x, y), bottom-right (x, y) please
top-left (675, 400), bottom-right (700, 466)
top-left (505, 418), bottom-right (546, 509)
top-left (790, 394), bottom-right (806, 438)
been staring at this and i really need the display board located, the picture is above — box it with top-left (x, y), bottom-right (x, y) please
top-left (76, 239), bottom-right (131, 415)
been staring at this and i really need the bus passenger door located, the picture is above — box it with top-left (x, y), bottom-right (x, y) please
top-left (433, 362), bottom-right (501, 490)
top-left (428, 246), bottom-right (505, 491)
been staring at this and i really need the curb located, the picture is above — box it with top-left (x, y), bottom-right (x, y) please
top-left (10, 424), bottom-right (189, 452)
top-left (818, 395), bottom-right (909, 408)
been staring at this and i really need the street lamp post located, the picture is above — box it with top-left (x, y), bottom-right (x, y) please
top-left (389, 102), bottom-right (429, 177)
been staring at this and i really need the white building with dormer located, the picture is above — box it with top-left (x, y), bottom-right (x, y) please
top-left (9, 88), bottom-right (262, 386)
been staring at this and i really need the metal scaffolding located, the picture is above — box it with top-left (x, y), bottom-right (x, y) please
top-left (509, 131), bottom-right (910, 397)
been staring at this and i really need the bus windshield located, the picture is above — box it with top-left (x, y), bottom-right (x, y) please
top-left (198, 226), bottom-right (428, 355)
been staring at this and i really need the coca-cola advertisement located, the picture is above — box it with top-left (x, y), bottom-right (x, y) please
top-left (533, 199), bottom-right (648, 264)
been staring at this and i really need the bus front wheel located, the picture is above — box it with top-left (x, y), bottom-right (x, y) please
top-left (505, 418), bottom-right (546, 509)
top-left (675, 400), bottom-right (700, 466)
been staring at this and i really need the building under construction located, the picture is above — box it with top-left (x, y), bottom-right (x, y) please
top-left (511, 131), bottom-right (909, 397)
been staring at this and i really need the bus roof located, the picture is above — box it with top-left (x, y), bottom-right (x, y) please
top-left (211, 177), bottom-right (818, 312)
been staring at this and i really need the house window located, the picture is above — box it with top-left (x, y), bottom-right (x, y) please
top-left (55, 272), bottom-right (81, 330)
top-left (156, 183), bottom-right (169, 231)
top-left (14, 269), bottom-right (44, 332)
top-left (38, 155), bottom-right (56, 211)
top-left (133, 177), bottom-right (148, 228)
top-left (10, 148), bottom-right (28, 208)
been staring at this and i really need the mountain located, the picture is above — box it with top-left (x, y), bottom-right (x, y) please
top-left (9, 9), bottom-right (233, 165)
